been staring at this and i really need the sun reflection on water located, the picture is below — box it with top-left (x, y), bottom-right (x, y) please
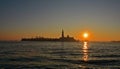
top-left (82, 41), bottom-right (88, 62)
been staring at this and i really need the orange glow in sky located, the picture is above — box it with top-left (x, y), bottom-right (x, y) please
top-left (0, 0), bottom-right (120, 41)
top-left (83, 32), bottom-right (89, 38)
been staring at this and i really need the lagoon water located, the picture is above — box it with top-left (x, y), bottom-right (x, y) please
top-left (0, 41), bottom-right (120, 69)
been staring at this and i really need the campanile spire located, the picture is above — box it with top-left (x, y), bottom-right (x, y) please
top-left (62, 29), bottom-right (64, 38)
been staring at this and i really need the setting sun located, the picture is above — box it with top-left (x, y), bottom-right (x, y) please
top-left (83, 33), bottom-right (89, 38)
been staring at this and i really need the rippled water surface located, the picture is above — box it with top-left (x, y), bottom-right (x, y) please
top-left (0, 41), bottom-right (120, 69)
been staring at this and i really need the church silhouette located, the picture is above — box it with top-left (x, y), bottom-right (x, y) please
top-left (22, 30), bottom-right (78, 42)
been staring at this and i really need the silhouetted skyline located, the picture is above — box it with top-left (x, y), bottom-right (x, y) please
top-left (22, 30), bottom-right (78, 42)
top-left (0, 0), bottom-right (120, 41)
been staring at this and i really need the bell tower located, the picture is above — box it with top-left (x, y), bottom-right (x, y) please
top-left (62, 29), bottom-right (64, 38)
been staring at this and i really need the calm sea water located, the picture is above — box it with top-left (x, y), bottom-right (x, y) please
top-left (0, 41), bottom-right (120, 69)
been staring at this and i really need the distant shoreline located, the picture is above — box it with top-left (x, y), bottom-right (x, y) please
top-left (21, 30), bottom-right (79, 42)
top-left (21, 37), bottom-right (79, 42)
top-left (0, 40), bottom-right (120, 43)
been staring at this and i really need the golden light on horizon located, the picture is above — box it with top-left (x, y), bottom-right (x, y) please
top-left (83, 32), bottom-right (89, 38)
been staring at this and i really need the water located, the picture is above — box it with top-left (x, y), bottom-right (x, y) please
top-left (0, 41), bottom-right (120, 69)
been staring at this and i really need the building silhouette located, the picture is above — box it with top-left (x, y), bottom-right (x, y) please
top-left (22, 30), bottom-right (78, 42)
top-left (62, 29), bottom-right (64, 38)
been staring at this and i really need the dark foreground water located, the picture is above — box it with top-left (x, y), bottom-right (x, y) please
top-left (0, 41), bottom-right (120, 69)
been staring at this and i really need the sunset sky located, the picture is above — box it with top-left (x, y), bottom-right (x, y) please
top-left (0, 0), bottom-right (120, 41)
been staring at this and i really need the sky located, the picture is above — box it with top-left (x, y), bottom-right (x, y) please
top-left (0, 0), bottom-right (120, 41)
